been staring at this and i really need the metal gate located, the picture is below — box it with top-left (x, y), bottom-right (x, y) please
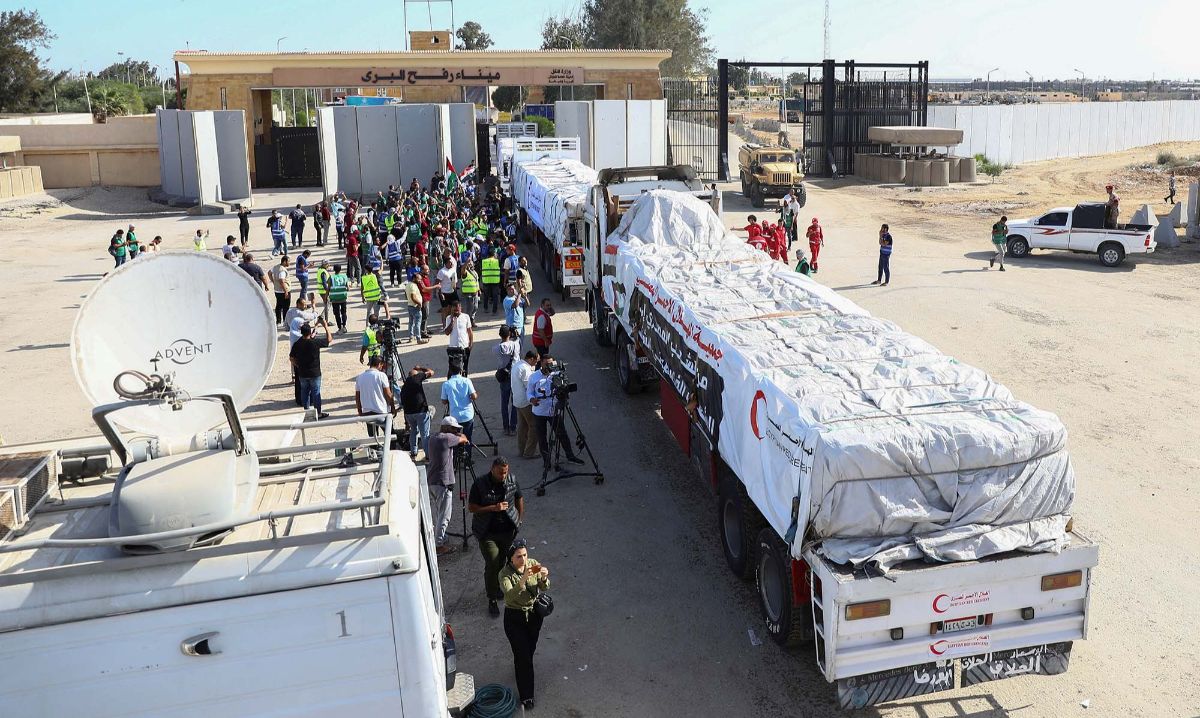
top-left (273, 127), bottom-right (321, 185)
top-left (663, 78), bottom-right (720, 181)
top-left (718, 59), bottom-right (928, 179)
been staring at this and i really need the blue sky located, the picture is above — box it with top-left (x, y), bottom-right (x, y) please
top-left (31, 0), bottom-right (1199, 81)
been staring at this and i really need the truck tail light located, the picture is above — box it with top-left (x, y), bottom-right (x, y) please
top-left (1041, 570), bottom-right (1082, 591)
top-left (1145, 235), bottom-right (1151, 246)
top-left (845, 599), bottom-right (891, 621)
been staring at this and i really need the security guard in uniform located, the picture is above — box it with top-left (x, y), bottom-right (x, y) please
top-left (328, 263), bottom-right (350, 333)
top-left (480, 254), bottom-right (501, 314)
top-left (459, 262), bottom-right (481, 320)
top-left (360, 268), bottom-right (389, 320)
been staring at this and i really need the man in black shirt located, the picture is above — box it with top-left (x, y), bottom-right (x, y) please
top-left (237, 204), bottom-right (252, 247)
top-left (400, 365), bottom-right (434, 461)
top-left (468, 457), bottom-right (524, 616)
top-left (288, 319), bottom-right (332, 418)
top-left (238, 253), bottom-right (269, 291)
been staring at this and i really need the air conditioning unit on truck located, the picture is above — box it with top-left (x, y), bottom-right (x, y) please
top-left (0, 253), bottom-right (467, 717)
top-left (582, 187), bottom-right (1099, 709)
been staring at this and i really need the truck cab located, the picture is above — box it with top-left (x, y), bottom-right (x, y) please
top-left (1005, 203), bottom-right (1155, 267)
top-left (582, 165), bottom-right (721, 356)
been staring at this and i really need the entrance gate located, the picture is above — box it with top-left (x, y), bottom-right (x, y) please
top-left (663, 78), bottom-right (720, 182)
top-left (717, 59), bottom-right (929, 179)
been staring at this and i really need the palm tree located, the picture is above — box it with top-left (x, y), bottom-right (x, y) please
top-left (90, 87), bottom-right (126, 123)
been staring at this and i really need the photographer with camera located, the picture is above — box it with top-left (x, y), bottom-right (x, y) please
top-left (499, 537), bottom-right (549, 711)
top-left (528, 354), bottom-right (585, 472)
top-left (443, 300), bottom-right (474, 375)
top-left (511, 350), bottom-right (540, 459)
top-left (441, 361), bottom-right (478, 441)
top-left (399, 365), bottom-right (435, 462)
top-left (494, 325), bottom-right (521, 435)
top-left (467, 457), bottom-right (524, 617)
top-left (354, 355), bottom-right (396, 438)
top-left (426, 416), bottom-right (469, 555)
top-left (358, 313), bottom-right (384, 365)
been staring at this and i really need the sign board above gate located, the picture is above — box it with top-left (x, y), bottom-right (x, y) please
top-left (272, 67), bottom-right (587, 87)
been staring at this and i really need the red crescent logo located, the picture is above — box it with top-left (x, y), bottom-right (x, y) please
top-left (750, 390), bottom-right (767, 440)
top-left (932, 594), bottom-right (949, 613)
top-left (929, 640), bottom-right (948, 656)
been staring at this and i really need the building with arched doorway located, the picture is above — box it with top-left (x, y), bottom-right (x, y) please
top-left (175, 34), bottom-right (669, 186)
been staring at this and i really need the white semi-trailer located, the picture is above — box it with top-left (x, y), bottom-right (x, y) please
top-left (582, 182), bottom-right (1098, 709)
top-left (0, 253), bottom-right (466, 717)
top-left (511, 155), bottom-right (594, 300)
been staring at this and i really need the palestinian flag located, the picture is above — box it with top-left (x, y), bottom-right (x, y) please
top-left (445, 158), bottom-right (459, 193)
top-left (459, 161), bottom-right (475, 182)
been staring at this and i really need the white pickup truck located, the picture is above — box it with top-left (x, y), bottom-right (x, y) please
top-left (1004, 203), bottom-right (1155, 267)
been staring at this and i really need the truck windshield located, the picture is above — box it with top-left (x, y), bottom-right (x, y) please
top-left (761, 154), bottom-right (793, 164)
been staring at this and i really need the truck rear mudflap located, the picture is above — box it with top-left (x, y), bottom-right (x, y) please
top-left (805, 535), bottom-right (1098, 709)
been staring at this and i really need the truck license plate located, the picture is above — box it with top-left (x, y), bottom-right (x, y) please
top-left (942, 617), bottom-right (980, 633)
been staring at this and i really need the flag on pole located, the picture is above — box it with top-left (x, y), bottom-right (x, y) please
top-left (460, 161), bottom-right (475, 182)
top-left (445, 158), bottom-right (459, 193)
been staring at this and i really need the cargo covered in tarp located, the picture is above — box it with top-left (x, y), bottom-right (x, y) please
top-left (511, 158), bottom-right (597, 251)
top-left (600, 191), bottom-right (1075, 572)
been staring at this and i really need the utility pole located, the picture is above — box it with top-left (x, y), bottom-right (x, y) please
top-left (823, 0), bottom-right (831, 60)
top-left (1025, 71), bottom-right (1034, 101)
top-left (986, 67), bottom-right (1000, 102)
top-left (82, 69), bottom-right (92, 114)
top-left (1073, 68), bottom-right (1086, 99)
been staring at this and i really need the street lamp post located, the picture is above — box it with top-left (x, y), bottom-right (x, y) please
top-left (986, 67), bottom-right (1000, 102)
top-left (276, 36), bottom-right (288, 53)
top-left (1073, 68), bottom-right (1086, 99)
top-left (1025, 71), bottom-right (1034, 101)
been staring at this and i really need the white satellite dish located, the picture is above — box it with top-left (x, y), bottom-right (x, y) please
top-left (71, 251), bottom-right (276, 441)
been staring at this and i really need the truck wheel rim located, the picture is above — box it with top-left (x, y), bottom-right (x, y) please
top-left (1103, 249), bottom-right (1119, 264)
top-left (722, 500), bottom-right (742, 559)
top-left (759, 552), bottom-right (784, 621)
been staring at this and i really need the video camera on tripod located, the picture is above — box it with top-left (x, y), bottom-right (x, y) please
top-left (374, 317), bottom-right (403, 349)
top-left (549, 361), bottom-right (578, 400)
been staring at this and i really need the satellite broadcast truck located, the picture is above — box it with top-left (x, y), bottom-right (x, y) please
top-left (580, 168), bottom-right (1099, 709)
top-left (0, 253), bottom-right (466, 717)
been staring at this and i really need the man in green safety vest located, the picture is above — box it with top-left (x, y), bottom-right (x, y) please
top-left (359, 313), bottom-right (383, 364)
top-left (314, 260), bottom-right (331, 324)
top-left (459, 262), bottom-right (480, 319)
top-left (360, 268), bottom-right (390, 320)
top-left (328, 263), bottom-right (350, 333)
top-left (480, 254), bottom-right (501, 314)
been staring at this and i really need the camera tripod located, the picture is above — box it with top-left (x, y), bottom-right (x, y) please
top-left (535, 397), bottom-right (604, 496)
top-left (444, 438), bottom-right (489, 549)
top-left (468, 399), bottom-right (499, 456)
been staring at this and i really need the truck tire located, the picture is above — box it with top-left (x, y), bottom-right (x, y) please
top-left (552, 262), bottom-right (563, 292)
top-left (739, 173), bottom-right (749, 196)
top-left (718, 478), bottom-right (764, 580)
top-left (1098, 241), bottom-right (1126, 267)
top-left (1006, 235), bottom-right (1030, 258)
top-left (615, 331), bottom-right (643, 394)
top-left (589, 294), bottom-right (613, 347)
top-left (794, 185), bottom-right (807, 209)
top-left (755, 527), bottom-right (811, 647)
top-left (750, 183), bottom-right (766, 209)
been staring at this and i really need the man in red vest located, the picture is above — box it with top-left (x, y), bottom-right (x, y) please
top-left (734, 215), bottom-right (760, 241)
top-left (531, 298), bottom-right (555, 357)
top-left (806, 218), bottom-right (824, 273)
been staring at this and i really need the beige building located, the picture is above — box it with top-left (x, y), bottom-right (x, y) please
top-left (0, 115), bottom-right (157, 189)
top-left (176, 36), bottom-right (670, 184)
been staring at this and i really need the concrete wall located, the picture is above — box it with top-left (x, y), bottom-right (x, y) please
top-left (318, 104), bottom-right (456, 197)
top-left (555, 99), bottom-right (668, 170)
top-left (929, 101), bottom-right (1200, 165)
top-left (6, 116), bottom-right (159, 188)
top-left (213, 111), bottom-right (252, 201)
top-left (156, 109), bottom-right (252, 203)
top-left (0, 113), bottom-right (94, 126)
top-left (448, 103), bottom-right (477, 172)
top-left (0, 166), bottom-right (44, 199)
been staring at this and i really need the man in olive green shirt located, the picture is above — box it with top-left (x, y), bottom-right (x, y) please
top-left (989, 215), bottom-right (1008, 271)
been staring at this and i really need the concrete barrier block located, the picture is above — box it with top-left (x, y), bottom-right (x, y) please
top-left (947, 156), bottom-right (961, 183)
top-left (959, 157), bottom-right (977, 183)
top-left (1154, 217), bottom-right (1181, 248)
top-left (1130, 203), bottom-right (1154, 226)
top-left (908, 159), bottom-right (931, 186)
top-left (1188, 182), bottom-right (1200, 239)
top-left (929, 160), bottom-right (950, 187)
top-left (1166, 201), bottom-right (1182, 229)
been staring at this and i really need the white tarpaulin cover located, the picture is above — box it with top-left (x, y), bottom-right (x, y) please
top-left (512, 158), bottom-right (597, 250)
top-left (602, 191), bottom-right (1075, 572)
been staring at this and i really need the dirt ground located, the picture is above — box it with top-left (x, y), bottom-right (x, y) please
top-left (0, 140), bottom-right (1197, 717)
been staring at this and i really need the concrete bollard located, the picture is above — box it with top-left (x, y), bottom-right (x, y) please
top-left (1130, 204), bottom-right (1154, 226)
top-left (959, 157), bottom-right (978, 183)
top-left (947, 156), bottom-right (961, 183)
top-left (929, 160), bottom-right (950, 187)
top-left (1187, 182), bottom-right (1200, 240)
top-left (908, 159), bottom-right (931, 187)
top-left (886, 157), bottom-right (906, 184)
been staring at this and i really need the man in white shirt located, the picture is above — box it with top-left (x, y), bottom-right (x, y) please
top-left (527, 353), bottom-right (584, 472)
top-left (355, 356), bottom-right (395, 438)
top-left (436, 256), bottom-right (459, 324)
top-left (443, 300), bottom-right (474, 374)
top-left (783, 191), bottom-right (802, 248)
top-left (285, 298), bottom-right (319, 347)
top-left (493, 325), bottom-right (522, 435)
top-left (510, 349), bottom-right (539, 458)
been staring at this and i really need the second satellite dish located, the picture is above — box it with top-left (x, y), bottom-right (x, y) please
top-left (71, 251), bottom-right (276, 441)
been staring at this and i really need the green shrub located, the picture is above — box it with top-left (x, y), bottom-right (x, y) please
top-left (974, 153), bottom-right (1007, 182)
top-left (1156, 151), bottom-right (1177, 166)
top-left (524, 115), bottom-right (555, 138)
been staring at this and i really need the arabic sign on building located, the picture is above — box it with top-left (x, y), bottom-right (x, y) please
top-left (273, 67), bottom-right (586, 87)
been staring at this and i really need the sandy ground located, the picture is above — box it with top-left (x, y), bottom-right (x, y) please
top-left (1, 140), bottom-right (1198, 717)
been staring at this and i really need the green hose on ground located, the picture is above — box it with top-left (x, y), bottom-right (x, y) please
top-left (466, 683), bottom-right (518, 718)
